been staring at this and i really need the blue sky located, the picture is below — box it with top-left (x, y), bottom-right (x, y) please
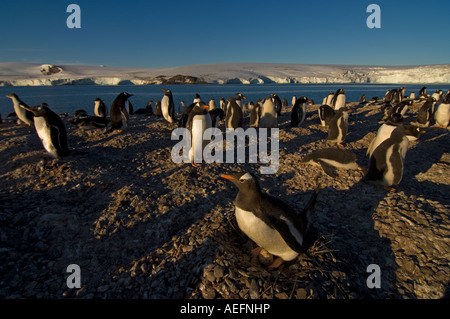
top-left (0, 0), bottom-right (449, 67)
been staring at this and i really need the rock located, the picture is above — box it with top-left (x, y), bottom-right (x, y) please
top-left (249, 279), bottom-right (259, 299)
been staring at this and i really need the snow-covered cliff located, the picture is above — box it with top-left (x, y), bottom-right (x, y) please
top-left (0, 62), bottom-right (449, 86)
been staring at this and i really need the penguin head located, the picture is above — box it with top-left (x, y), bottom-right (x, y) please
top-left (116, 92), bottom-right (133, 101)
top-left (388, 112), bottom-right (403, 124)
top-left (296, 96), bottom-right (310, 104)
top-left (162, 89), bottom-right (172, 96)
top-left (235, 93), bottom-right (246, 100)
top-left (24, 103), bottom-right (50, 117)
top-left (221, 171), bottom-right (261, 195)
top-left (196, 101), bottom-right (209, 109)
top-left (5, 93), bottom-right (19, 99)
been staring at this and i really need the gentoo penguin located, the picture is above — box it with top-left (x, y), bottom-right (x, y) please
top-left (22, 103), bottom-right (70, 158)
top-left (178, 103), bottom-right (195, 128)
top-left (235, 93), bottom-right (246, 110)
top-left (327, 106), bottom-right (352, 146)
top-left (359, 94), bottom-right (366, 103)
top-left (434, 90), bottom-right (450, 128)
top-left (193, 93), bottom-right (201, 103)
top-left (219, 97), bottom-right (227, 115)
top-left (416, 96), bottom-right (436, 127)
top-left (134, 100), bottom-right (154, 115)
top-left (208, 98), bottom-right (216, 111)
top-left (330, 89), bottom-right (346, 110)
top-left (94, 98), bottom-right (108, 118)
top-left (300, 148), bottom-right (360, 177)
top-left (325, 91), bottom-right (334, 106)
top-left (292, 95), bottom-right (297, 107)
top-left (110, 92), bottom-right (132, 131)
top-left (161, 89), bottom-right (176, 123)
top-left (5, 93), bottom-right (34, 126)
top-left (225, 97), bottom-right (243, 129)
top-left (432, 90), bottom-right (443, 104)
top-left (209, 108), bottom-right (225, 127)
top-left (366, 112), bottom-right (403, 158)
top-left (186, 101), bottom-right (212, 166)
top-left (154, 101), bottom-right (163, 117)
top-left (259, 96), bottom-right (278, 128)
top-left (249, 101), bottom-right (260, 127)
top-left (282, 98), bottom-right (288, 111)
top-left (74, 109), bottom-right (88, 118)
top-left (318, 104), bottom-right (335, 127)
top-left (418, 86), bottom-right (427, 98)
top-left (221, 171), bottom-right (320, 269)
top-left (69, 116), bottom-right (110, 129)
top-left (290, 96), bottom-right (310, 127)
top-left (271, 94), bottom-right (282, 116)
top-left (384, 99), bottom-right (413, 121)
top-left (364, 125), bottom-right (409, 187)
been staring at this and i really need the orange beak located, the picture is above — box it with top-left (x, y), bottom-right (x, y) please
top-left (220, 174), bottom-right (234, 180)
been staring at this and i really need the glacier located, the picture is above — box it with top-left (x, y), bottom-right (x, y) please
top-left (0, 62), bottom-right (449, 86)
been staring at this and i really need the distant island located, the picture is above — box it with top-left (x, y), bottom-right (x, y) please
top-left (0, 62), bottom-right (449, 86)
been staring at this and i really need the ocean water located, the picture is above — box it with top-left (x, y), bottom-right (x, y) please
top-left (0, 83), bottom-right (447, 117)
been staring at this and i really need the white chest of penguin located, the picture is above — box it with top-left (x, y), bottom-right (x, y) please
top-left (234, 206), bottom-right (298, 261)
top-left (34, 118), bottom-right (58, 156)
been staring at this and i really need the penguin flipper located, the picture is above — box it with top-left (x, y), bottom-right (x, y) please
top-left (317, 160), bottom-right (338, 177)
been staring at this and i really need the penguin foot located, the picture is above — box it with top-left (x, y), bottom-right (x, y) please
top-left (251, 247), bottom-right (264, 258)
top-left (337, 143), bottom-right (344, 147)
top-left (191, 162), bottom-right (201, 167)
top-left (267, 257), bottom-right (285, 270)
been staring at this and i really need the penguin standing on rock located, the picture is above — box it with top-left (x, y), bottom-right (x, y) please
top-left (327, 106), bottom-right (352, 146)
top-left (290, 96), bottom-right (310, 127)
top-left (364, 125), bottom-right (409, 188)
top-left (318, 104), bottom-right (335, 127)
top-left (5, 93), bottom-right (34, 126)
top-left (366, 112), bottom-right (403, 158)
top-left (271, 94), bottom-right (283, 116)
top-left (22, 103), bottom-right (70, 158)
top-left (94, 98), bottom-right (108, 118)
top-left (186, 101), bottom-right (212, 166)
top-left (434, 90), bottom-right (450, 128)
top-left (249, 101), bottom-right (261, 128)
top-left (300, 148), bottom-right (361, 177)
top-left (416, 96), bottom-right (436, 127)
top-left (161, 89), bottom-right (176, 123)
top-left (221, 171), bottom-right (320, 269)
top-left (110, 92), bottom-right (132, 131)
top-left (225, 97), bottom-right (243, 129)
top-left (259, 96), bottom-right (277, 128)
top-left (331, 89), bottom-right (346, 110)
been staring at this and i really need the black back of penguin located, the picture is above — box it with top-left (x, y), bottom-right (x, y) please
top-left (225, 97), bottom-right (243, 129)
top-left (290, 96), bottom-right (309, 127)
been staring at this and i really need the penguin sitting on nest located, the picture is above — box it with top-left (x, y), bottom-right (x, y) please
top-left (300, 148), bottom-right (361, 177)
top-left (221, 171), bottom-right (320, 269)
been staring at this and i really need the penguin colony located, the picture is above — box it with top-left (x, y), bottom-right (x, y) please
top-left (3, 85), bottom-right (449, 270)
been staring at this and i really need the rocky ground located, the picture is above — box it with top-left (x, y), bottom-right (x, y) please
top-left (0, 100), bottom-right (449, 299)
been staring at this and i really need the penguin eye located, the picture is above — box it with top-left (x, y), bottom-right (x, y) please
top-left (239, 178), bottom-right (245, 183)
